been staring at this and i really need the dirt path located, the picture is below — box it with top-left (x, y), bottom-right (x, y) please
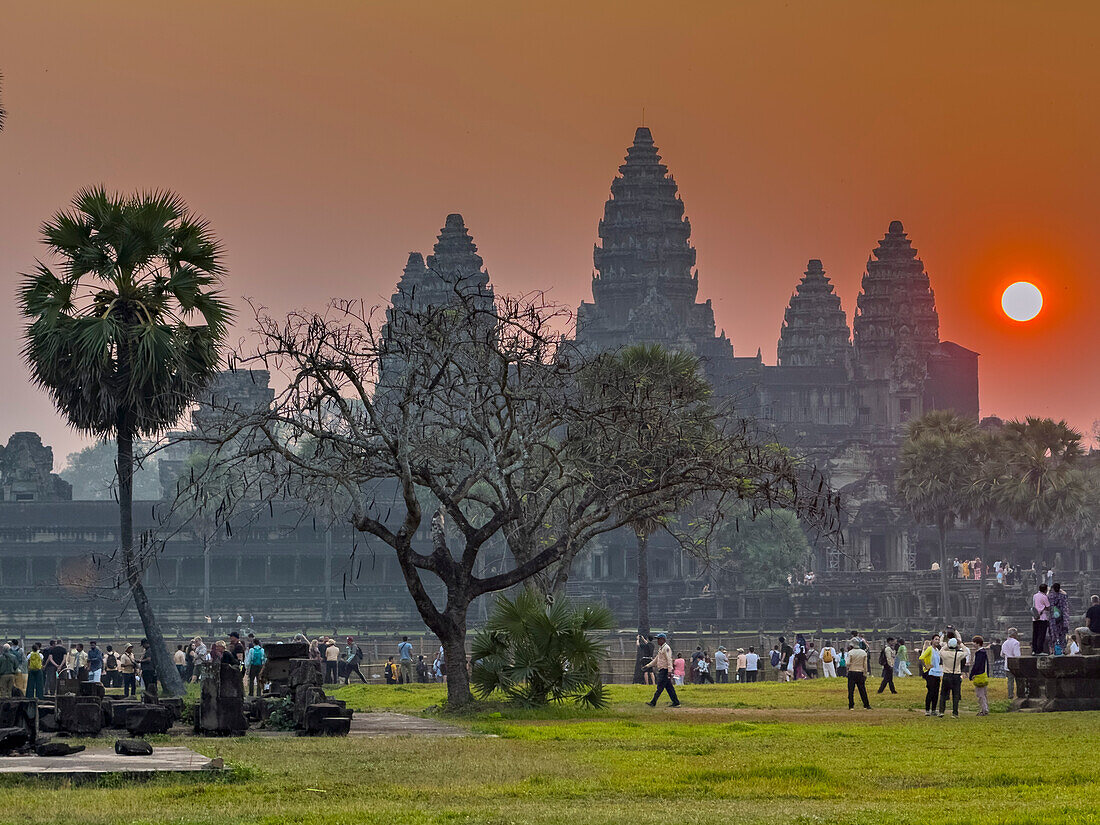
top-left (348, 711), bottom-right (468, 737)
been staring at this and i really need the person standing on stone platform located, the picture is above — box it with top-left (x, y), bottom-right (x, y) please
top-left (1046, 583), bottom-right (1071, 654)
top-left (1032, 584), bottom-right (1051, 654)
top-left (0, 644), bottom-right (18, 698)
top-left (26, 643), bottom-right (45, 699)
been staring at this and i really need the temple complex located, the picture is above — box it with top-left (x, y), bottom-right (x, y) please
top-left (0, 126), bottom-right (1075, 637)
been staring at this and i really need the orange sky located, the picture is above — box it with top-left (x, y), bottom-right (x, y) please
top-left (2, 1), bottom-right (1099, 463)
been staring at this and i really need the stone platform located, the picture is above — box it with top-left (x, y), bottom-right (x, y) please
top-left (0, 746), bottom-right (220, 775)
top-left (1008, 627), bottom-right (1100, 712)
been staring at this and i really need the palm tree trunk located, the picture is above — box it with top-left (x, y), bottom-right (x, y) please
top-left (118, 420), bottom-right (185, 698)
top-left (632, 529), bottom-right (650, 684)
top-left (938, 520), bottom-right (950, 625)
top-left (975, 526), bottom-right (990, 635)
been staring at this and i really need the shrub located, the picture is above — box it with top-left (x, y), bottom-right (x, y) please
top-left (470, 589), bottom-right (613, 708)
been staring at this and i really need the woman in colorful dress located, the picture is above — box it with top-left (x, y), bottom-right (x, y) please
top-left (1046, 582), bottom-right (1071, 653)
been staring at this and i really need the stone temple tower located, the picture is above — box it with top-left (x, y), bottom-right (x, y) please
top-left (777, 259), bottom-right (852, 370)
top-left (576, 127), bottom-right (734, 386)
top-left (378, 214), bottom-right (495, 397)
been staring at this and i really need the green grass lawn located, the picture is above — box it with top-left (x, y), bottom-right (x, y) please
top-left (1, 677), bottom-right (1096, 824)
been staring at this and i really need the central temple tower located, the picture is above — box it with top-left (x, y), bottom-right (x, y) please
top-left (576, 127), bottom-right (734, 385)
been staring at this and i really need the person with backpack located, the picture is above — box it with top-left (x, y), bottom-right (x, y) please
top-left (26, 643), bottom-right (45, 699)
top-left (820, 642), bottom-right (837, 678)
top-left (103, 645), bottom-right (120, 688)
top-left (806, 644), bottom-right (820, 679)
top-left (969, 635), bottom-right (990, 716)
top-left (769, 645), bottom-right (782, 680)
top-left (344, 636), bottom-right (367, 684)
top-left (246, 639), bottom-right (266, 696)
top-left (877, 638), bottom-right (897, 694)
top-left (384, 656), bottom-right (399, 684)
top-left (836, 648), bottom-right (847, 678)
top-left (937, 634), bottom-right (969, 718)
top-left (8, 640), bottom-right (27, 695)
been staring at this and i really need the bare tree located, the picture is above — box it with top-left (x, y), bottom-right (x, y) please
top-left (199, 289), bottom-right (837, 707)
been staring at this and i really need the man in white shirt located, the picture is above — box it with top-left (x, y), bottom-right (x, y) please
top-left (820, 643), bottom-right (837, 678)
top-left (1001, 627), bottom-right (1022, 699)
top-left (644, 633), bottom-right (681, 707)
top-left (713, 646), bottom-right (730, 683)
top-left (1032, 585), bottom-right (1051, 654)
top-left (744, 647), bottom-right (760, 683)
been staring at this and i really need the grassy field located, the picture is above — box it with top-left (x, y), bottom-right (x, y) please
top-left (0, 677), bottom-right (1096, 824)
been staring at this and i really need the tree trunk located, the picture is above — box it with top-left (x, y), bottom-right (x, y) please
top-left (440, 615), bottom-right (472, 708)
top-left (632, 529), bottom-right (651, 684)
top-left (118, 422), bottom-right (185, 698)
top-left (975, 526), bottom-right (990, 635)
top-left (938, 521), bottom-right (950, 626)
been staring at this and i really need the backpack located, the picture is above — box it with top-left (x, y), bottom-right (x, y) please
top-left (822, 648), bottom-right (833, 663)
top-left (770, 650), bottom-right (780, 667)
top-left (106, 653), bottom-right (117, 669)
top-left (879, 648), bottom-right (888, 666)
top-left (28, 651), bottom-right (43, 671)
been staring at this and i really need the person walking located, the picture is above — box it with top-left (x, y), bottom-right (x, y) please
top-left (1032, 584), bottom-right (1051, 654)
top-left (1047, 583), bottom-right (1071, 654)
top-left (969, 636), bottom-right (990, 715)
top-left (119, 644), bottom-right (137, 697)
top-left (344, 637), bottom-right (367, 684)
top-left (938, 635), bottom-right (969, 718)
top-left (398, 636), bottom-right (414, 684)
top-left (644, 633), bottom-right (681, 708)
top-left (845, 642), bottom-right (871, 710)
top-left (1001, 628), bottom-right (1022, 699)
top-left (696, 653), bottom-right (715, 684)
top-left (820, 642), bottom-right (837, 678)
top-left (672, 652), bottom-right (686, 686)
top-left (26, 643), bottom-right (45, 699)
top-left (894, 639), bottom-right (911, 678)
top-left (778, 637), bottom-right (793, 683)
top-left (245, 639), bottom-right (266, 696)
top-left (877, 637), bottom-right (898, 694)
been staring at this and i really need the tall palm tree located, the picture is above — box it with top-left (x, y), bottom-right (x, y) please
top-left (897, 410), bottom-right (978, 624)
top-left (19, 187), bottom-right (232, 696)
top-left (964, 429), bottom-right (1012, 633)
top-left (1002, 418), bottom-right (1086, 563)
top-left (601, 345), bottom-right (712, 682)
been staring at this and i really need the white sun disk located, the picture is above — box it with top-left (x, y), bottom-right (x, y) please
top-left (1002, 281), bottom-right (1043, 322)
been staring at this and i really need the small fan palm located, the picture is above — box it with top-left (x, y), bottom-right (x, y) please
top-left (471, 588), bottom-right (613, 708)
top-left (19, 186), bottom-right (232, 696)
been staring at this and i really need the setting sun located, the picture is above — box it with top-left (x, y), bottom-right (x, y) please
top-left (1002, 281), bottom-right (1043, 322)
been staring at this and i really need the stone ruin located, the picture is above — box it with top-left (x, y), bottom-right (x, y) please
top-left (1, 645), bottom-right (352, 757)
top-left (1008, 627), bottom-right (1100, 712)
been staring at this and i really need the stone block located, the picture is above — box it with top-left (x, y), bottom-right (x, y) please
top-left (79, 681), bottom-right (105, 699)
top-left (288, 659), bottom-right (323, 689)
top-left (264, 642), bottom-right (309, 661)
top-left (0, 727), bottom-right (30, 754)
top-left (38, 704), bottom-right (57, 732)
top-left (108, 700), bottom-right (139, 728)
top-left (56, 697), bottom-right (102, 736)
top-left (197, 662), bottom-right (248, 735)
top-left (292, 685), bottom-right (327, 727)
top-left (158, 696), bottom-right (184, 722)
top-left (56, 678), bottom-right (80, 696)
top-left (316, 716), bottom-right (351, 736)
top-left (0, 699), bottom-right (37, 744)
top-left (303, 702), bottom-right (352, 733)
top-left (115, 738), bottom-right (154, 756)
top-left (36, 741), bottom-right (86, 757)
top-left (126, 704), bottom-right (172, 735)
